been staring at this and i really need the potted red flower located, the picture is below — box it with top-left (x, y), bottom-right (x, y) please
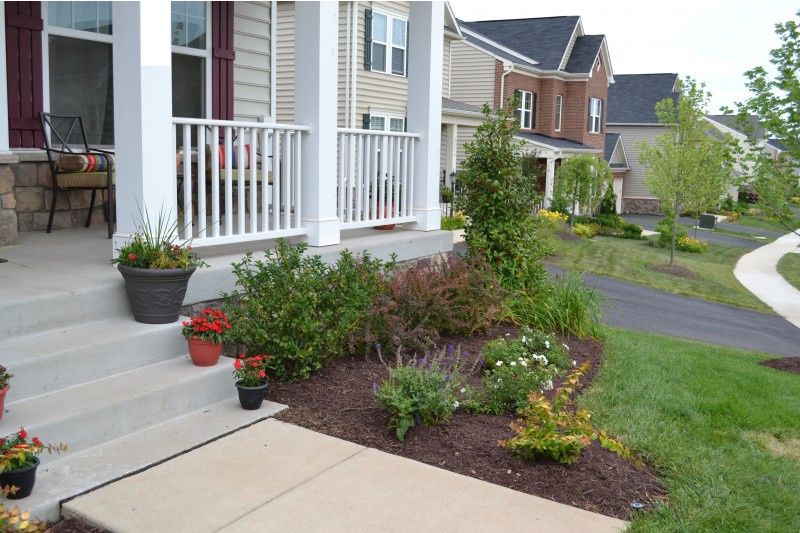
top-left (0, 428), bottom-right (67, 499)
top-left (181, 309), bottom-right (232, 366)
top-left (0, 366), bottom-right (13, 422)
top-left (232, 354), bottom-right (272, 410)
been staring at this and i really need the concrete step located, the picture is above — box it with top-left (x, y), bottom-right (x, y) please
top-left (16, 398), bottom-right (286, 523)
top-left (2, 318), bottom-right (188, 401)
top-left (2, 356), bottom-right (239, 456)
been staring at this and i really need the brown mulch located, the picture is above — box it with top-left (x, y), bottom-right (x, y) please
top-left (760, 357), bottom-right (800, 374)
top-left (47, 518), bottom-right (108, 532)
top-left (270, 324), bottom-right (665, 520)
top-left (557, 231), bottom-right (583, 241)
top-left (647, 263), bottom-right (698, 279)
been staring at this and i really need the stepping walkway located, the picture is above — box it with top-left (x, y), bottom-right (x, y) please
top-left (64, 420), bottom-right (627, 533)
top-left (735, 230), bottom-right (800, 329)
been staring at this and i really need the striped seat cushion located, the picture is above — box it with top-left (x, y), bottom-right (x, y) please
top-left (205, 144), bottom-right (252, 169)
top-left (56, 153), bottom-right (114, 173)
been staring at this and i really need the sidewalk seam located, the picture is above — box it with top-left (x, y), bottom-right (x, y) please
top-left (214, 443), bottom-right (369, 532)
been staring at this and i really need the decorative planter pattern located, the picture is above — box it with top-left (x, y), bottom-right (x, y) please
top-left (118, 265), bottom-right (196, 324)
top-left (0, 456), bottom-right (39, 499)
top-left (236, 380), bottom-right (268, 410)
top-left (187, 337), bottom-right (223, 367)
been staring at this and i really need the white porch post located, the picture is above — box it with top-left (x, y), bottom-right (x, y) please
top-left (111, 2), bottom-right (174, 250)
top-left (406, 1), bottom-right (443, 231)
top-left (296, 2), bottom-right (340, 246)
top-left (445, 123), bottom-right (457, 183)
top-left (0, 6), bottom-right (10, 153)
top-left (544, 156), bottom-right (556, 208)
top-left (613, 176), bottom-right (624, 214)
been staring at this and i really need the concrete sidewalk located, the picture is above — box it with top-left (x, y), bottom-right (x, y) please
top-left (63, 420), bottom-right (627, 533)
top-left (734, 230), bottom-right (800, 329)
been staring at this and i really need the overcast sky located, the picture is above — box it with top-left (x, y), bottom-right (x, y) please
top-left (448, 0), bottom-right (798, 113)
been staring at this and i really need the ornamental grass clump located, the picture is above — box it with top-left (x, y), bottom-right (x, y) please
top-left (181, 308), bottom-right (232, 344)
top-left (374, 345), bottom-right (478, 441)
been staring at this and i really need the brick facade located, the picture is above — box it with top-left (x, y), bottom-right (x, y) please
top-left (494, 56), bottom-right (609, 151)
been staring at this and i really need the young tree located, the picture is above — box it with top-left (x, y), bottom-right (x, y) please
top-left (456, 103), bottom-right (547, 293)
top-left (553, 155), bottom-right (612, 230)
top-left (726, 10), bottom-right (800, 236)
top-left (638, 77), bottom-right (733, 265)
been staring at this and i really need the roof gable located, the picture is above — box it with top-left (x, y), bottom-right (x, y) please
top-left (606, 73), bottom-right (679, 124)
top-left (564, 35), bottom-right (605, 74)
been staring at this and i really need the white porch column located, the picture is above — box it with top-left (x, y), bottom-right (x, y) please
top-left (112, 2), bottom-right (174, 249)
top-left (406, 1), bottom-right (444, 231)
top-left (0, 7), bottom-right (10, 153)
top-left (296, 2), bottom-right (340, 246)
top-left (544, 157), bottom-right (556, 208)
top-left (613, 176), bottom-right (624, 214)
top-left (445, 123), bottom-right (458, 183)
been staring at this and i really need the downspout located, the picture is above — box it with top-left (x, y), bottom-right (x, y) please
top-left (345, 2), bottom-right (351, 128)
top-left (499, 61), bottom-right (514, 108)
top-left (350, 1), bottom-right (359, 129)
top-left (270, 0), bottom-right (277, 121)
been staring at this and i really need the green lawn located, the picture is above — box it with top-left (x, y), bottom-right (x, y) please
top-left (687, 225), bottom-right (775, 243)
top-left (581, 328), bottom-right (800, 532)
top-left (777, 252), bottom-right (800, 291)
top-left (549, 235), bottom-right (771, 312)
top-left (733, 214), bottom-right (799, 233)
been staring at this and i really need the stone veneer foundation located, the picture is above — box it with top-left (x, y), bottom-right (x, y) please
top-left (621, 198), bottom-right (663, 215)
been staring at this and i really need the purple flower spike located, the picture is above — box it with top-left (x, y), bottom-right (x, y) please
top-left (375, 343), bottom-right (382, 350)
top-left (414, 413), bottom-right (421, 425)
top-left (373, 383), bottom-right (379, 393)
top-left (448, 345), bottom-right (455, 352)
top-left (445, 374), bottom-right (451, 383)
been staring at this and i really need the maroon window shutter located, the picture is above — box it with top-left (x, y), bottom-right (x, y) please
top-left (5, 2), bottom-right (43, 148)
top-left (211, 2), bottom-right (234, 120)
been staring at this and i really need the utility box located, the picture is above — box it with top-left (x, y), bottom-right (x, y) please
top-left (699, 213), bottom-right (716, 230)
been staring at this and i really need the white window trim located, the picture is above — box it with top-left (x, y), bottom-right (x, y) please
top-left (516, 90), bottom-right (533, 130)
top-left (589, 97), bottom-right (602, 134)
top-left (369, 113), bottom-right (406, 132)
top-left (555, 94), bottom-right (563, 132)
top-left (171, 2), bottom-right (212, 120)
top-left (370, 10), bottom-right (408, 78)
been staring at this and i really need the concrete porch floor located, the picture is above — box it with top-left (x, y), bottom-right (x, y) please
top-left (0, 224), bottom-right (455, 310)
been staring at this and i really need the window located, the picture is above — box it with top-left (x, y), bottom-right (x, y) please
top-left (368, 11), bottom-right (407, 76)
top-left (514, 90), bottom-right (535, 130)
top-left (171, 2), bottom-right (210, 145)
top-left (555, 95), bottom-right (563, 132)
top-left (46, 2), bottom-right (114, 145)
top-left (589, 97), bottom-right (602, 133)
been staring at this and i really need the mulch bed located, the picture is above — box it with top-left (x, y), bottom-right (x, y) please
top-left (760, 357), bottom-right (800, 375)
top-left (557, 231), bottom-right (583, 241)
top-left (647, 263), bottom-right (698, 279)
top-left (270, 324), bottom-right (665, 520)
top-left (47, 518), bottom-right (108, 532)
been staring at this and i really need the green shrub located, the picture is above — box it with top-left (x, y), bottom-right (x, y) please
top-left (357, 255), bottom-right (502, 355)
top-left (481, 326), bottom-right (568, 370)
top-left (620, 222), bottom-right (644, 240)
top-left (440, 213), bottom-right (467, 230)
top-left (654, 215), bottom-right (688, 248)
top-left (499, 363), bottom-right (640, 466)
top-left (599, 185), bottom-right (617, 215)
top-left (456, 103), bottom-right (548, 293)
top-left (721, 194), bottom-right (737, 211)
top-left (572, 223), bottom-right (598, 239)
top-left (676, 235), bottom-right (708, 253)
top-left (224, 240), bottom-right (393, 381)
top-left (504, 271), bottom-right (604, 339)
top-left (375, 346), bottom-right (474, 441)
top-left (593, 214), bottom-right (623, 228)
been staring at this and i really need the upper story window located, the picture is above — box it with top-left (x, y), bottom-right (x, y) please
top-left (171, 2), bottom-right (210, 143)
top-left (366, 10), bottom-right (407, 77)
top-left (555, 95), bottom-right (563, 132)
top-left (589, 97), bottom-right (603, 133)
top-left (46, 2), bottom-right (115, 145)
top-left (514, 90), bottom-right (535, 130)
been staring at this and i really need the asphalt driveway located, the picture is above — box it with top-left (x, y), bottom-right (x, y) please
top-left (621, 214), bottom-right (777, 249)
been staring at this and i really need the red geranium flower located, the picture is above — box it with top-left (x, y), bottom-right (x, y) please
top-left (128, 253), bottom-right (137, 260)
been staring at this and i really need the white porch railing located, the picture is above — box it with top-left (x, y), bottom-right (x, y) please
top-left (336, 128), bottom-right (419, 229)
top-left (172, 118), bottom-right (309, 246)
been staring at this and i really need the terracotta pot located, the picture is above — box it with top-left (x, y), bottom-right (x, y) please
top-left (0, 456), bottom-right (39, 499)
top-left (374, 202), bottom-right (396, 230)
top-left (236, 380), bottom-right (268, 410)
top-left (0, 385), bottom-right (8, 422)
top-left (118, 265), bottom-right (196, 324)
top-left (187, 337), bottom-right (223, 367)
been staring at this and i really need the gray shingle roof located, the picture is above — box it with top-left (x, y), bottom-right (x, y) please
top-left (564, 35), bottom-right (604, 73)
top-left (442, 98), bottom-right (484, 115)
top-left (460, 17), bottom-right (580, 71)
top-left (706, 114), bottom-right (767, 139)
top-left (766, 138), bottom-right (788, 151)
top-left (604, 133), bottom-right (621, 162)
top-left (516, 132), bottom-right (599, 152)
top-left (606, 73), bottom-right (679, 124)
top-left (458, 26), bottom-right (539, 69)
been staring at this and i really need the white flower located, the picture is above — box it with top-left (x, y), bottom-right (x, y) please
top-left (572, 360), bottom-right (577, 366)
top-left (510, 361), bottom-right (517, 366)
top-left (460, 387), bottom-right (466, 393)
top-left (520, 360), bottom-right (528, 367)
top-left (496, 361), bottom-right (503, 367)
top-left (544, 380), bottom-right (554, 391)
top-left (563, 344), bottom-right (570, 351)
top-left (452, 401), bottom-right (460, 409)
top-left (545, 341), bottom-right (550, 348)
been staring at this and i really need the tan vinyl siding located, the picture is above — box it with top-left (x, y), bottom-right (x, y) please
top-left (442, 36), bottom-right (451, 99)
top-left (456, 125), bottom-right (476, 170)
top-left (449, 40), bottom-right (495, 107)
top-left (233, 2), bottom-right (272, 122)
top-left (355, 2), bottom-right (409, 121)
top-left (607, 125), bottom-right (665, 199)
top-left (337, 2), bottom-right (349, 127)
top-left (275, 1), bottom-right (295, 123)
top-left (440, 125), bottom-right (447, 172)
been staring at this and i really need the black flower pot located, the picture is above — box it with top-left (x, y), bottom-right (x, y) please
top-left (118, 265), bottom-right (196, 324)
top-left (0, 456), bottom-right (39, 499)
top-left (236, 380), bottom-right (268, 410)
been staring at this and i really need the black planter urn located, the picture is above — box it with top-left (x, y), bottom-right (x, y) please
top-left (236, 381), bottom-right (268, 410)
top-left (117, 265), bottom-right (197, 324)
top-left (0, 456), bottom-right (40, 499)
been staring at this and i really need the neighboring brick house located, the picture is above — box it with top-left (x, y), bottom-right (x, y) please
top-left (605, 73), bottom-right (679, 214)
top-left (444, 15), bottom-right (615, 206)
